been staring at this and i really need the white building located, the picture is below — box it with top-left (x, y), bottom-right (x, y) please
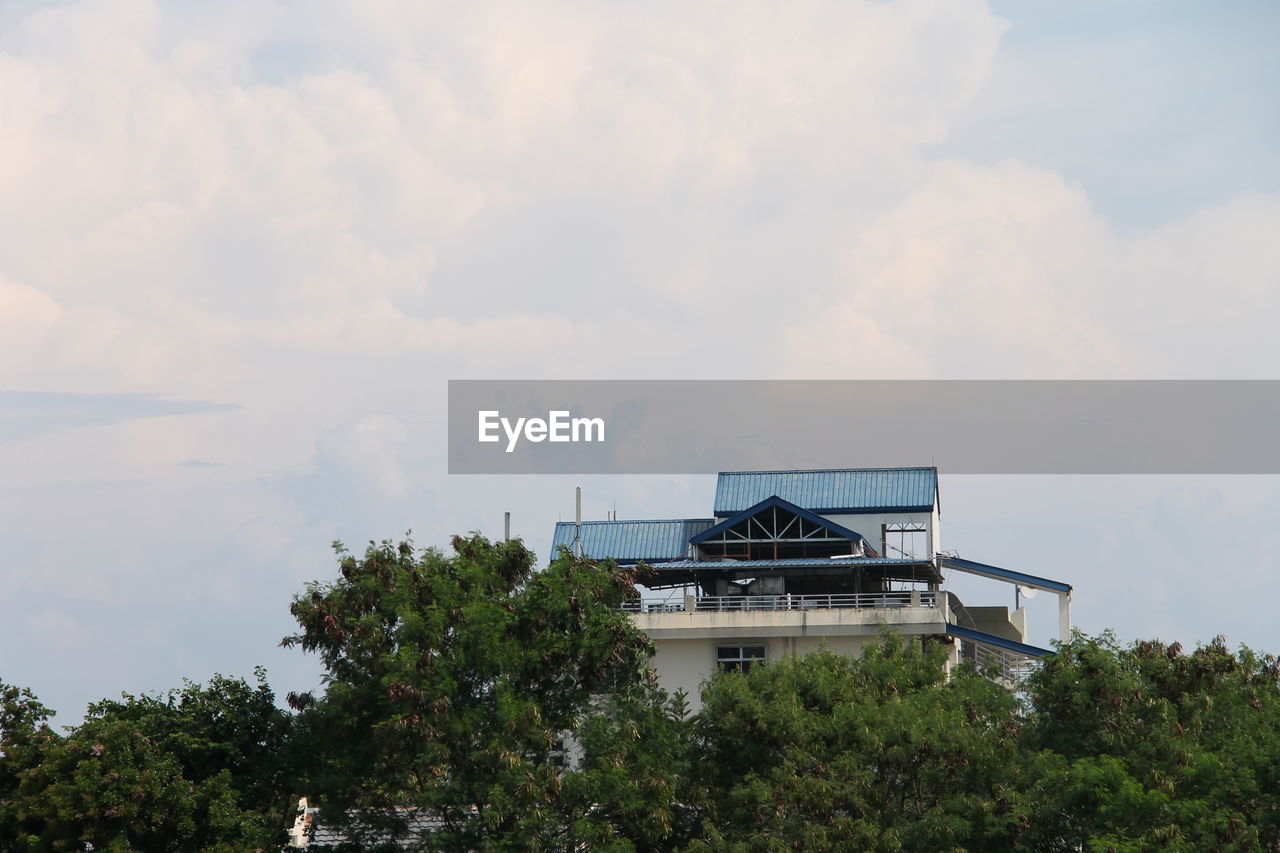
top-left (551, 467), bottom-right (1071, 702)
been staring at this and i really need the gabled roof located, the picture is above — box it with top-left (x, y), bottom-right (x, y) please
top-left (690, 495), bottom-right (874, 548)
top-left (550, 519), bottom-right (714, 563)
top-left (714, 467), bottom-right (938, 515)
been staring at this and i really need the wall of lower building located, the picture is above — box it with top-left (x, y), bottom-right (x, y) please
top-left (650, 634), bottom-right (875, 712)
top-left (967, 605), bottom-right (1027, 644)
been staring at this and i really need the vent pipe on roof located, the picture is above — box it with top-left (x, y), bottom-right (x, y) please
top-left (574, 486), bottom-right (582, 556)
top-left (504, 511), bottom-right (510, 541)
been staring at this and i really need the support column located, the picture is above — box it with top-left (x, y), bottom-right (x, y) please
top-left (1058, 592), bottom-right (1072, 645)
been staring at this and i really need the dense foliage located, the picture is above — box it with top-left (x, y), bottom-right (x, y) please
top-left (5, 535), bottom-right (1280, 852)
top-left (282, 535), bottom-right (666, 851)
top-left (689, 641), bottom-right (1022, 851)
top-left (0, 672), bottom-right (290, 851)
top-left (1009, 633), bottom-right (1280, 852)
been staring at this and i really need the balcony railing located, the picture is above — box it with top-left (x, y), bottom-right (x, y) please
top-left (960, 638), bottom-right (1041, 684)
top-left (620, 590), bottom-right (938, 614)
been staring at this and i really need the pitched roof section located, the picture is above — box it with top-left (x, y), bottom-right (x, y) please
top-left (690, 495), bottom-right (875, 548)
top-left (550, 519), bottom-right (715, 563)
top-left (946, 623), bottom-right (1054, 658)
top-left (941, 556), bottom-right (1072, 594)
top-left (714, 467), bottom-right (938, 515)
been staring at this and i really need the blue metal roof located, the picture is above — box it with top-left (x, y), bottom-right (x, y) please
top-left (947, 623), bottom-right (1054, 658)
top-left (550, 519), bottom-right (714, 563)
top-left (714, 467), bottom-right (938, 515)
top-left (690, 495), bottom-right (875, 550)
top-left (940, 557), bottom-right (1072, 594)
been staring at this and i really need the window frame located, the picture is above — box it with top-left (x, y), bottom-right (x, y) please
top-left (716, 644), bottom-right (766, 674)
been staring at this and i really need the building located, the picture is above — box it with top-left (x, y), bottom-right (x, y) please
top-left (551, 467), bottom-right (1071, 700)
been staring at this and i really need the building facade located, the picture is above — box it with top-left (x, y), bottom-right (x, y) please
top-left (551, 467), bottom-right (1071, 702)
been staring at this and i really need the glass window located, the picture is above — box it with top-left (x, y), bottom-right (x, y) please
top-left (716, 645), bottom-right (766, 673)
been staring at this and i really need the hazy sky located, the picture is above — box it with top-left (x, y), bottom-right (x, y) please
top-left (2, 0), bottom-right (1278, 726)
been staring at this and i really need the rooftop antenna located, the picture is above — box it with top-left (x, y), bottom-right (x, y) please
top-left (1015, 584), bottom-right (1037, 610)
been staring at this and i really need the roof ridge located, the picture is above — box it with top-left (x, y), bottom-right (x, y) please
top-left (553, 518), bottom-right (716, 525)
top-left (718, 466), bottom-right (937, 475)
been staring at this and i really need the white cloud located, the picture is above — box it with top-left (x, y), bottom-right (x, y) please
top-left (777, 161), bottom-right (1280, 379)
top-left (315, 414), bottom-right (412, 497)
top-left (0, 276), bottom-right (61, 368)
top-left (0, 0), bottom-right (1010, 397)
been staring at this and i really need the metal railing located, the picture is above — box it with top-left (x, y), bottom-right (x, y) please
top-left (960, 639), bottom-right (1041, 684)
top-left (618, 600), bottom-right (685, 613)
top-left (696, 591), bottom-right (935, 611)
top-left (620, 591), bottom-right (938, 613)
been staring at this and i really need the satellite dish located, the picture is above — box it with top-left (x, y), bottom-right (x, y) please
top-left (1017, 585), bottom-right (1038, 599)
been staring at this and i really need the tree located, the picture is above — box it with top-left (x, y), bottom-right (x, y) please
top-left (1008, 632), bottom-right (1280, 852)
top-left (0, 679), bottom-right (57, 845)
top-left (283, 534), bottom-right (672, 851)
top-left (0, 673), bottom-right (291, 852)
top-left (564, 685), bottom-right (700, 851)
top-left (687, 637), bottom-right (1023, 852)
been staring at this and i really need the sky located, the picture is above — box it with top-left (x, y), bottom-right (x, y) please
top-left (2, 0), bottom-right (1278, 727)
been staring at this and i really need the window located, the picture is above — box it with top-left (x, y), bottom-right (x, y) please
top-left (717, 645), bottom-right (766, 673)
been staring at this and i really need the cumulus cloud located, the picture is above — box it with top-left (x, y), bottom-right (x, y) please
top-left (0, 0), bottom-right (1011, 397)
top-left (776, 162), bottom-right (1280, 379)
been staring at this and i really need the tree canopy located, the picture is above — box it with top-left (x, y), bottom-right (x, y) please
top-left (1009, 632), bottom-right (1280, 852)
top-left (282, 535), bottom-right (674, 851)
top-left (689, 639), bottom-right (1022, 852)
top-left (0, 672), bottom-right (290, 852)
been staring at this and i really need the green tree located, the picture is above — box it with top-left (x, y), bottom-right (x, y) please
top-left (1, 674), bottom-right (291, 852)
top-left (0, 679), bottom-right (57, 845)
top-left (564, 685), bottom-right (700, 851)
top-left (687, 637), bottom-right (1022, 853)
top-left (283, 535), bottom-right (672, 851)
top-left (86, 669), bottom-right (294, 821)
top-left (1009, 632), bottom-right (1280, 852)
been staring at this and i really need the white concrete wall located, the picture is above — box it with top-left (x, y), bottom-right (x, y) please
top-left (651, 634), bottom-right (892, 712)
top-left (818, 510), bottom-right (934, 558)
top-left (649, 638), bottom-right (716, 706)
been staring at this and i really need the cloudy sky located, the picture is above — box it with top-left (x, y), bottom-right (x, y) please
top-left (2, 0), bottom-right (1278, 725)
